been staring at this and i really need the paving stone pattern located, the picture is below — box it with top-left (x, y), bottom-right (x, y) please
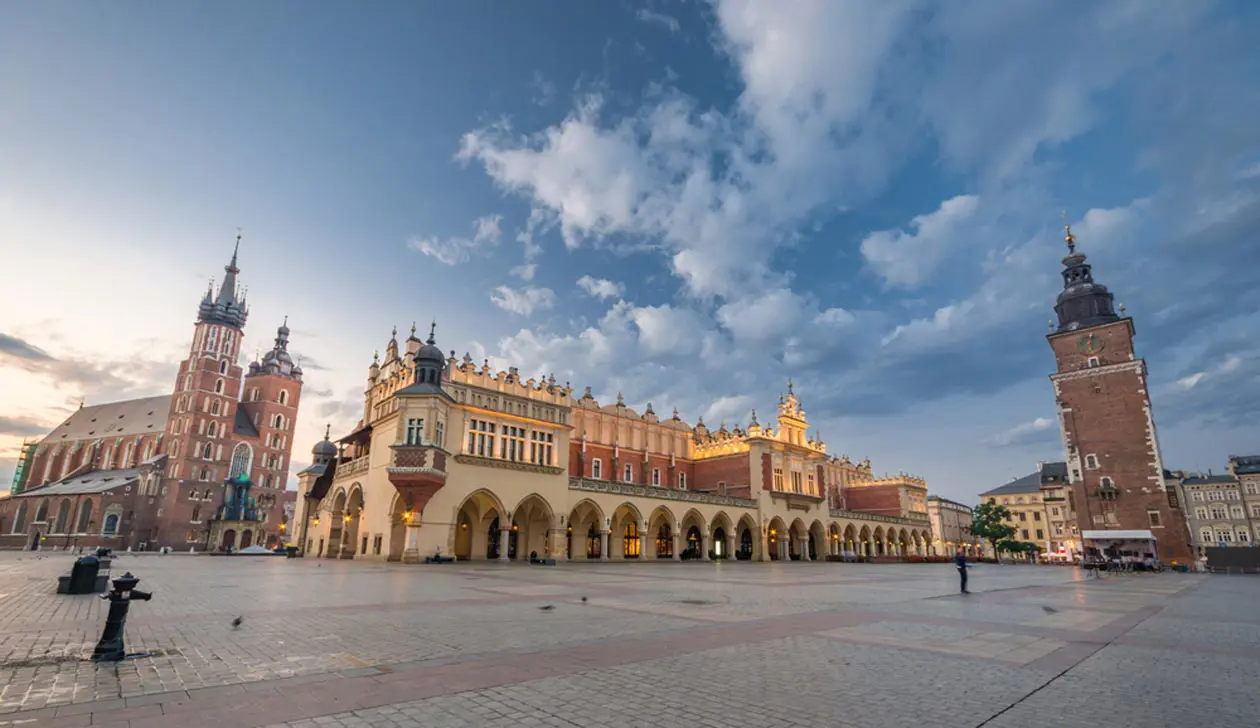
top-left (0, 551), bottom-right (1254, 727)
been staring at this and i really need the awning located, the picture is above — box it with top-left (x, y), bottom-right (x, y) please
top-left (1081, 529), bottom-right (1155, 541)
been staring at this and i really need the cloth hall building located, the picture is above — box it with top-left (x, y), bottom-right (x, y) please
top-left (294, 326), bottom-right (932, 564)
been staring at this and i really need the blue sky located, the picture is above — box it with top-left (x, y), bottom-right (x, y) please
top-left (2, 1), bottom-right (1259, 503)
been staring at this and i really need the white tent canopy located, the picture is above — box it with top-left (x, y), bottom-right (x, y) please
top-left (1081, 530), bottom-right (1155, 541)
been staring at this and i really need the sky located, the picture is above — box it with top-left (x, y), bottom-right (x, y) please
top-left (2, 1), bottom-right (1259, 504)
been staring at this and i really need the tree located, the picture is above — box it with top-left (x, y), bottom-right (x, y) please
top-left (969, 501), bottom-right (1017, 560)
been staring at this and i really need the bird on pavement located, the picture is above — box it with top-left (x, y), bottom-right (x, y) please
top-left (231, 616), bottom-right (244, 629)
top-left (538, 604), bottom-right (555, 611)
top-left (581, 596), bottom-right (588, 603)
top-left (1041, 606), bottom-right (1058, 614)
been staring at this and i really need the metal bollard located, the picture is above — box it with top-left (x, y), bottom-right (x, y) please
top-left (91, 572), bottom-right (153, 662)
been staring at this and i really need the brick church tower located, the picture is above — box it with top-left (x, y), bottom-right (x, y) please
top-left (156, 235), bottom-right (303, 548)
top-left (1046, 222), bottom-right (1192, 563)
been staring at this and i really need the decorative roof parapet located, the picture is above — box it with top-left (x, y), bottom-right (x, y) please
top-left (829, 508), bottom-right (928, 526)
top-left (569, 477), bottom-right (757, 508)
top-left (848, 473), bottom-right (928, 489)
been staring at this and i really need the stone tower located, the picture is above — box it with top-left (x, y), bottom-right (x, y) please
top-left (240, 318), bottom-right (303, 494)
top-left (1046, 221), bottom-right (1192, 563)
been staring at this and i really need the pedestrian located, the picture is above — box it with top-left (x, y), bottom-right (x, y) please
top-left (955, 548), bottom-right (970, 594)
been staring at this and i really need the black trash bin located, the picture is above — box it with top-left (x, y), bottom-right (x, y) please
top-left (68, 555), bottom-right (101, 594)
top-left (285, 546), bottom-right (298, 559)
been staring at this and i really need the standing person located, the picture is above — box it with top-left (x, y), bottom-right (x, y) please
top-left (955, 548), bottom-right (971, 594)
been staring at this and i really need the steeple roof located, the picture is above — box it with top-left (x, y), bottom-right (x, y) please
top-left (1052, 218), bottom-right (1121, 333)
top-left (198, 232), bottom-right (249, 328)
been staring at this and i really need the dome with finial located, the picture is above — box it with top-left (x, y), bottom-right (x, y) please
top-left (1053, 215), bottom-right (1120, 333)
top-left (312, 424), bottom-right (337, 462)
top-left (414, 321), bottom-right (444, 364)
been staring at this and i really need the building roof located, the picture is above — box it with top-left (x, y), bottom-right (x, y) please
top-left (11, 462), bottom-right (153, 498)
top-left (980, 471), bottom-right (1043, 497)
top-left (927, 495), bottom-right (972, 509)
top-left (1229, 455), bottom-right (1260, 475)
top-left (39, 395), bottom-right (171, 445)
top-left (1081, 529), bottom-right (1155, 542)
top-left (233, 406), bottom-right (260, 438)
top-left (1181, 474), bottom-right (1237, 486)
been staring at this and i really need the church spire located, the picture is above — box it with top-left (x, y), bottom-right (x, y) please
top-left (197, 231), bottom-right (249, 328)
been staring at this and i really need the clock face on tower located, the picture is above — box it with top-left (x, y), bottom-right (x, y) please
top-left (1077, 333), bottom-right (1105, 355)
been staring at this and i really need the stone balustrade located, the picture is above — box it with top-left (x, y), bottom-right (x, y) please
top-left (569, 477), bottom-right (757, 508)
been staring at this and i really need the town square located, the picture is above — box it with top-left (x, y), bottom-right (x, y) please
top-left (2, 554), bottom-right (1258, 728)
top-left (3, 1), bottom-right (1260, 726)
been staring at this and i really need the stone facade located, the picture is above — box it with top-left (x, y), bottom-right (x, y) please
top-left (0, 237), bottom-right (302, 552)
top-left (293, 330), bottom-right (932, 564)
top-left (926, 495), bottom-right (981, 556)
top-left (1179, 472), bottom-right (1253, 554)
top-left (1045, 222), bottom-right (1193, 564)
top-left (1230, 455), bottom-right (1260, 541)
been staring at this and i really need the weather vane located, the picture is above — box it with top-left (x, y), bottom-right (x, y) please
top-left (1060, 210), bottom-right (1076, 254)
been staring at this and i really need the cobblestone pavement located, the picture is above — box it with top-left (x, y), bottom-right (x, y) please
top-left (0, 551), bottom-right (1253, 727)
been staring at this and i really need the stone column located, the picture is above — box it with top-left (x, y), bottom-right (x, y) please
top-left (600, 530), bottom-right (610, 561)
top-left (701, 533), bottom-right (710, 561)
top-left (640, 523), bottom-right (649, 560)
top-left (402, 523), bottom-right (422, 564)
top-left (548, 528), bottom-right (567, 559)
top-left (672, 530), bottom-right (681, 560)
top-left (498, 528), bottom-right (511, 562)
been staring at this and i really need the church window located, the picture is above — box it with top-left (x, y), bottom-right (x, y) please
top-left (623, 464), bottom-right (633, 482)
top-left (1085, 454), bottom-right (1099, 469)
top-left (142, 442), bottom-right (153, 461)
top-left (122, 442), bottom-right (134, 467)
top-left (652, 468), bottom-right (661, 486)
top-left (199, 468), bottom-right (208, 481)
top-left (35, 498), bottom-right (50, 523)
top-left (229, 443), bottom-right (253, 478)
top-left (405, 418), bottom-right (425, 445)
top-left (214, 379), bottom-right (224, 394)
top-left (773, 467), bottom-right (784, 491)
top-left (678, 472), bottom-right (687, 489)
top-left (219, 360), bottom-right (228, 375)
top-left (591, 458), bottom-right (602, 479)
top-left (211, 400), bottom-right (221, 415)
top-left (279, 390), bottom-right (289, 406)
top-left (207, 422), bottom-right (218, 438)
top-left (101, 509), bottom-right (121, 536)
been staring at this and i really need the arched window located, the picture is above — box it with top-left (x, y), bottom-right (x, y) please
top-left (229, 443), bottom-right (253, 479)
top-left (142, 441), bottom-right (153, 461)
top-left (279, 390), bottom-right (289, 406)
top-left (11, 502), bottom-right (28, 534)
top-left (76, 500), bottom-right (93, 533)
top-left (54, 499), bottom-right (72, 533)
top-left (207, 422), bottom-right (218, 438)
top-left (214, 379), bottom-right (225, 394)
top-left (191, 505), bottom-right (201, 522)
top-left (184, 374), bottom-right (193, 391)
top-left (211, 400), bottom-right (221, 415)
top-left (34, 498), bottom-right (50, 523)
top-left (101, 507), bottom-right (121, 536)
top-left (219, 360), bottom-right (228, 375)
top-left (122, 442), bottom-right (134, 467)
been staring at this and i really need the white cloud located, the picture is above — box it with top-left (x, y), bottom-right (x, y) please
top-left (716, 288), bottom-right (807, 345)
top-left (510, 263), bottom-right (537, 281)
top-left (814, 308), bottom-right (856, 327)
top-left (490, 286), bottom-right (556, 316)
top-left (983, 416), bottom-right (1058, 448)
top-left (408, 214), bottom-right (503, 265)
top-left (576, 275), bottom-right (624, 299)
top-left (636, 9), bottom-right (680, 33)
top-left (703, 395), bottom-right (754, 425)
top-left (860, 195), bottom-right (981, 288)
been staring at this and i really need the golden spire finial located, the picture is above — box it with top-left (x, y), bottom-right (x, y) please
top-left (1060, 210), bottom-right (1076, 254)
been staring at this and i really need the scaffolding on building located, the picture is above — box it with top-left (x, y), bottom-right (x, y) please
top-left (11, 439), bottom-right (37, 495)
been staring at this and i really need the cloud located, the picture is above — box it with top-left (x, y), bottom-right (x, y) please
top-left (0, 332), bottom-right (53, 361)
top-left (576, 275), bottom-right (624, 299)
top-left (407, 214), bottom-right (503, 265)
top-left (490, 286), bottom-right (556, 316)
top-left (702, 395), bottom-right (754, 425)
top-left (636, 8), bottom-right (680, 33)
top-left (0, 415), bottom-right (51, 438)
top-left (983, 417), bottom-right (1059, 449)
top-left (860, 195), bottom-right (980, 288)
top-left (530, 71), bottom-right (556, 107)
